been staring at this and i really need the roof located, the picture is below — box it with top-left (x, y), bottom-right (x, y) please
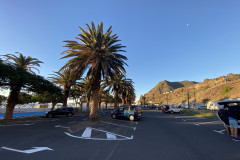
top-left (218, 101), bottom-right (240, 105)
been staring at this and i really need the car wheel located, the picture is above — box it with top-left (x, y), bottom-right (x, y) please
top-left (67, 113), bottom-right (73, 117)
top-left (48, 113), bottom-right (53, 118)
top-left (179, 110), bottom-right (182, 114)
top-left (112, 114), bottom-right (116, 119)
top-left (171, 110), bottom-right (174, 114)
top-left (129, 115), bottom-right (134, 121)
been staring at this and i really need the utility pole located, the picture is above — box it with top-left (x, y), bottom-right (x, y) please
top-left (167, 94), bottom-right (168, 104)
top-left (187, 92), bottom-right (190, 109)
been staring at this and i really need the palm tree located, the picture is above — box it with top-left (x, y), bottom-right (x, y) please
top-left (103, 75), bottom-right (133, 108)
top-left (1, 53), bottom-right (43, 120)
top-left (76, 77), bottom-right (92, 111)
top-left (101, 90), bottom-right (114, 109)
top-left (2, 52), bottom-right (43, 73)
top-left (49, 68), bottom-right (79, 107)
top-left (121, 80), bottom-right (134, 105)
top-left (126, 86), bottom-right (136, 104)
top-left (61, 22), bottom-right (127, 121)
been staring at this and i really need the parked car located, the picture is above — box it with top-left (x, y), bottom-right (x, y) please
top-left (196, 106), bottom-right (207, 110)
top-left (111, 105), bottom-right (142, 121)
top-left (46, 107), bottom-right (74, 118)
top-left (163, 105), bottom-right (182, 114)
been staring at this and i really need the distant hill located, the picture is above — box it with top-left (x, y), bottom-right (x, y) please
top-left (145, 80), bottom-right (198, 96)
top-left (140, 73), bottom-right (240, 105)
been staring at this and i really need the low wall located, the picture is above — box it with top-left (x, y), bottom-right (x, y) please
top-left (0, 108), bottom-right (51, 113)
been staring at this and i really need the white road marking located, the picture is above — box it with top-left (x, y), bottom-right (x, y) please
top-left (100, 121), bottom-right (136, 130)
top-left (182, 118), bottom-right (206, 122)
top-left (54, 125), bottom-right (69, 129)
top-left (68, 121), bottom-right (77, 124)
top-left (194, 121), bottom-right (219, 126)
top-left (0, 123), bottom-right (34, 127)
top-left (1, 146), bottom-right (53, 154)
top-left (106, 133), bottom-right (117, 139)
top-left (81, 127), bottom-right (92, 138)
top-left (213, 129), bottom-right (225, 134)
top-left (65, 127), bottom-right (133, 140)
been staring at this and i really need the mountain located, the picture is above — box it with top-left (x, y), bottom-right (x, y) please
top-left (140, 73), bottom-right (240, 105)
top-left (145, 80), bottom-right (197, 96)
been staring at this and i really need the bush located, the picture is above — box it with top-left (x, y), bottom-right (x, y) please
top-left (221, 86), bottom-right (233, 95)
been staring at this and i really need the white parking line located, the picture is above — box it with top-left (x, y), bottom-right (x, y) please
top-left (194, 121), bottom-right (219, 126)
top-left (68, 121), bottom-right (77, 124)
top-left (54, 125), bottom-right (69, 129)
top-left (213, 129), bottom-right (225, 134)
top-left (0, 123), bottom-right (34, 127)
top-left (100, 121), bottom-right (136, 130)
top-left (182, 118), bottom-right (206, 122)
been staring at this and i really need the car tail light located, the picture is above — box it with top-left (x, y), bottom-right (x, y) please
top-left (135, 110), bottom-right (138, 115)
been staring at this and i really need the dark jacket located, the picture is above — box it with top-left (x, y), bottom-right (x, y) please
top-left (218, 109), bottom-right (229, 125)
top-left (228, 106), bottom-right (240, 120)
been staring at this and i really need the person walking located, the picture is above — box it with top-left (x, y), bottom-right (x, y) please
top-left (218, 105), bottom-right (230, 135)
top-left (228, 104), bottom-right (240, 141)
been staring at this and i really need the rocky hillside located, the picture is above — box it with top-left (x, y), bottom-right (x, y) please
top-left (140, 73), bottom-right (240, 105)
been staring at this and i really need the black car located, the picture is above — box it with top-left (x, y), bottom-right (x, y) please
top-left (46, 107), bottom-right (74, 118)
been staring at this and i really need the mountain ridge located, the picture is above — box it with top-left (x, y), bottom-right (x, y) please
top-left (140, 73), bottom-right (240, 105)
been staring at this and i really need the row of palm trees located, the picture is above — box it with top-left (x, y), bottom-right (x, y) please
top-left (1, 22), bottom-right (135, 121)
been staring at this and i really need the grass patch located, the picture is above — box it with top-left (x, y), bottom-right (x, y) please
top-left (183, 109), bottom-right (218, 120)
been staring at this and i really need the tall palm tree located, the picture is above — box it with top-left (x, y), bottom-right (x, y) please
top-left (126, 85), bottom-right (136, 104)
top-left (3, 52), bottom-right (43, 73)
top-left (61, 22), bottom-right (127, 121)
top-left (49, 68), bottom-right (79, 107)
top-left (103, 75), bottom-right (133, 108)
top-left (121, 80), bottom-right (134, 105)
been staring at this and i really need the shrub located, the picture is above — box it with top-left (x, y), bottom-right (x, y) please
top-left (221, 86), bottom-right (233, 95)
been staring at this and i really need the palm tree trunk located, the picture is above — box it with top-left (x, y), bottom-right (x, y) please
top-left (51, 101), bottom-right (57, 111)
top-left (4, 85), bottom-right (21, 120)
top-left (122, 92), bottom-right (126, 105)
top-left (105, 101), bottom-right (108, 110)
top-left (98, 99), bottom-right (101, 110)
top-left (86, 96), bottom-right (90, 112)
top-left (114, 89), bottom-right (119, 109)
top-left (89, 65), bottom-right (101, 121)
top-left (63, 88), bottom-right (70, 107)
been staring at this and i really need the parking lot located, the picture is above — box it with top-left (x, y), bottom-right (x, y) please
top-left (0, 110), bottom-right (240, 160)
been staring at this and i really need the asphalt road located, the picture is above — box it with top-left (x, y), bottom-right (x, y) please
top-left (0, 110), bottom-right (240, 160)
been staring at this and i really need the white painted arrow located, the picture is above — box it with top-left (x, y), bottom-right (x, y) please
top-left (1, 146), bottom-right (53, 154)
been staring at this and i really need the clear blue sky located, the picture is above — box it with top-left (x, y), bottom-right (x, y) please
top-left (1, 0), bottom-right (240, 100)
